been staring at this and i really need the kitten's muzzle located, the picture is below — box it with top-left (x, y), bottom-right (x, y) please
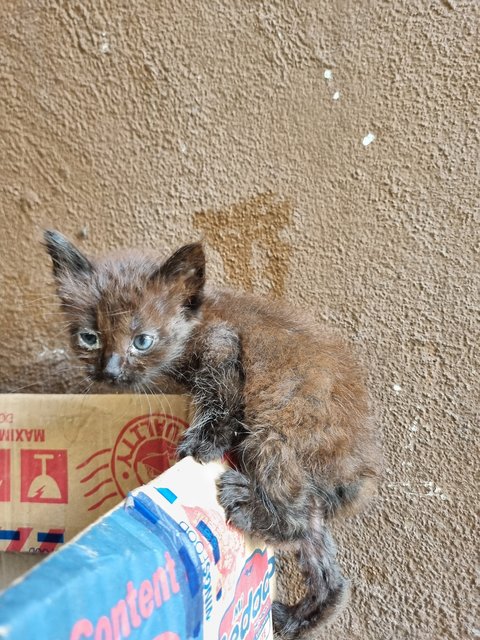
top-left (103, 353), bottom-right (124, 383)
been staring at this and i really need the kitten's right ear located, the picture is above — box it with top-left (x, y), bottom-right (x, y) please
top-left (152, 242), bottom-right (205, 311)
top-left (43, 230), bottom-right (93, 279)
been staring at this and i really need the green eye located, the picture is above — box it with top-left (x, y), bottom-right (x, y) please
top-left (79, 331), bottom-right (100, 349)
top-left (133, 334), bottom-right (154, 351)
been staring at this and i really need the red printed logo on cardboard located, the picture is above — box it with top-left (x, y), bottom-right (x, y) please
top-left (20, 450), bottom-right (68, 503)
top-left (77, 413), bottom-right (188, 512)
top-left (0, 450), bottom-right (11, 502)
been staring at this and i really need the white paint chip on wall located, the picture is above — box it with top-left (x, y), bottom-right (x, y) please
top-left (332, 91), bottom-right (341, 100)
top-left (99, 32), bottom-right (110, 54)
top-left (392, 383), bottom-right (402, 393)
top-left (362, 132), bottom-right (376, 146)
top-left (324, 69), bottom-right (333, 80)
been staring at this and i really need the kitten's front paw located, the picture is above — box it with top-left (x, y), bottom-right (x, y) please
top-left (217, 469), bottom-right (254, 533)
top-left (177, 428), bottom-right (227, 463)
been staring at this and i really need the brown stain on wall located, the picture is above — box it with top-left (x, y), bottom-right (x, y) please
top-left (193, 192), bottom-right (292, 296)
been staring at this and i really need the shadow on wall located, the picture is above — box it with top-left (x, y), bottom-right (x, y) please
top-left (193, 192), bottom-right (292, 297)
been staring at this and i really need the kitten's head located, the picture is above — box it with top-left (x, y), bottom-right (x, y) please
top-left (44, 230), bottom-right (205, 389)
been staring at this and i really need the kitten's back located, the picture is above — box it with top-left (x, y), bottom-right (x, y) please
top-left (203, 286), bottom-right (379, 491)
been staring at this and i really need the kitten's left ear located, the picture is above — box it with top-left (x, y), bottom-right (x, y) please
top-left (155, 243), bottom-right (205, 310)
top-left (43, 230), bottom-right (93, 279)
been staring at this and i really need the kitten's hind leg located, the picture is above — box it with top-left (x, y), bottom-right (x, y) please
top-left (217, 438), bottom-right (348, 637)
top-left (177, 322), bottom-right (245, 462)
top-left (273, 527), bottom-right (348, 639)
top-left (217, 434), bottom-right (310, 541)
top-left (217, 467), bottom-right (347, 637)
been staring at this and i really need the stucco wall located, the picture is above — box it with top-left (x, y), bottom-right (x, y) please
top-left (0, 1), bottom-right (478, 638)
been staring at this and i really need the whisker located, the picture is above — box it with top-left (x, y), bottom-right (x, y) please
top-left (107, 310), bottom-right (132, 317)
top-left (3, 379), bottom-right (63, 394)
top-left (142, 383), bottom-right (153, 418)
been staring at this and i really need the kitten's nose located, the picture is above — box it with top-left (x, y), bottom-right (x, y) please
top-left (103, 353), bottom-right (123, 382)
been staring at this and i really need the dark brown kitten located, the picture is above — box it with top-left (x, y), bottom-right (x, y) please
top-left (44, 231), bottom-right (381, 639)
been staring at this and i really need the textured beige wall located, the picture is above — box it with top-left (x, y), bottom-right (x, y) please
top-left (0, 1), bottom-right (478, 638)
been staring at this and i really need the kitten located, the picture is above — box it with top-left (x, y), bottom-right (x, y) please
top-left (44, 230), bottom-right (380, 639)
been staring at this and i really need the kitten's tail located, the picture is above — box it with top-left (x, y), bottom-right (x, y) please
top-left (272, 527), bottom-right (348, 639)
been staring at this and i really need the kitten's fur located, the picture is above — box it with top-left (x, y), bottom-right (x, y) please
top-left (44, 231), bottom-right (380, 639)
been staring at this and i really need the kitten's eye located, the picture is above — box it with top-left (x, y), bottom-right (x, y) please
top-left (132, 334), bottom-right (154, 351)
top-left (78, 331), bottom-right (100, 349)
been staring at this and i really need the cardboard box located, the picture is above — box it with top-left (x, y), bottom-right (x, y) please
top-left (0, 394), bottom-right (190, 553)
top-left (128, 459), bottom-right (275, 640)
top-left (0, 458), bottom-right (275, 640)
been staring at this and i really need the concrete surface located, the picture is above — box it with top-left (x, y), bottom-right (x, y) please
top-left (0, 1), bottom-right (478, 638)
